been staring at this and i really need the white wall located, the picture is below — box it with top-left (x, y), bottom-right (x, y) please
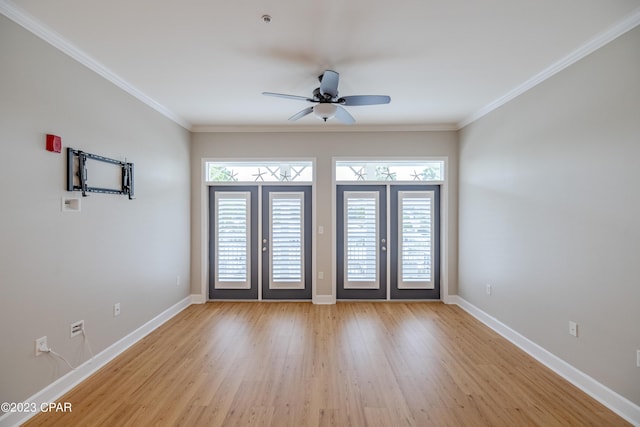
top-left (459, 26), bottom-right (640, 405)
top-left (0, 15), bottom-right (191, 407)
top-left (191, 131), bottom-right (458, 299)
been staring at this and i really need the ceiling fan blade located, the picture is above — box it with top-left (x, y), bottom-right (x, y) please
top-left (262, 92), bottom-right (314, 102)
top-left (339, 95), bottom-right (391, 106)
top-left (334, 106), bottom-right (355, 124)
top-left (288, 106), bottom-right (314, 121)
top-left (319, 70), bottom-right (339, 98)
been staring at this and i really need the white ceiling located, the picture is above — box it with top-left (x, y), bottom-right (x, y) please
top-left (3, 0), bottom-right (640, 130)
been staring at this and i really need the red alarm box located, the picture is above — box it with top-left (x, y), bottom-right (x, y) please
top-left (46, 134), bottom-right (62, 153)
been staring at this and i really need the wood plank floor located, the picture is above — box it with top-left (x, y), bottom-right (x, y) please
top-left (25, 302), bottom-right (629, 426)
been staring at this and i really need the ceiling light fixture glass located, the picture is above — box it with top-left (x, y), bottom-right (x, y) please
top-left (314, 103), bottom-right (337, 122)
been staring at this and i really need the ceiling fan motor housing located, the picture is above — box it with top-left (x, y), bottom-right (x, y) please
top-left (313, 87), bottom-right (335, 102)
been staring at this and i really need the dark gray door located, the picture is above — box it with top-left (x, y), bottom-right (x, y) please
top-left (336, 185), bottom-right (387, 299)
top-left (209, 186), bottom-right (258, 300)
top-left (389, 185), bottom-right (440, 299)
top-left (337, 184), bottom-right (440, 300)
top-left (261, 186), bottom-right (312, 299)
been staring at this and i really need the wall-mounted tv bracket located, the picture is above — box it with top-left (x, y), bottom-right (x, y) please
top-left (67, 147), bottom-right (134, 199)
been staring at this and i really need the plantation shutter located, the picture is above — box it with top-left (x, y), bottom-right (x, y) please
top-left (398, 191), bottom-right (434, 289)
top-left (344, 191), bottom-right (380, 289)
top-left (269, 192), bottom-right (304, 289)
top-left (214, 192), bottom-right (251, 289)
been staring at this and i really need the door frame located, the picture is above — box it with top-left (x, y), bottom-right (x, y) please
top-left (199, 158), bottom-right (317, 302)
top-left (331, 157), bottom-right (450, 302)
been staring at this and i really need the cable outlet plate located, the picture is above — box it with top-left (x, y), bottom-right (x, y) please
top-left (114, 302), bottom-right (121, 317)
top-left (35, 336), bottom-right (47, 356)
top-left (70, 320), bottom-right (84, 338)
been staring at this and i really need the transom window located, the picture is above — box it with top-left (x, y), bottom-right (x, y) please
top-left (335, 160), bottom-right (444, 182)
top-left (206, 161), bottom-right (313, 183)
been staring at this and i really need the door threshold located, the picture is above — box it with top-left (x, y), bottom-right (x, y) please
top-left (207, 299), bottom-right (312, 303)
top-left (336, 299), bottom-right (442, 303)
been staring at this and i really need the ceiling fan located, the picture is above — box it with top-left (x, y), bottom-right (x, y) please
top-left (262, 70), bottom-right (391, 124)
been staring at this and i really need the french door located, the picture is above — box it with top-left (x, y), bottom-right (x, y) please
top-left (337, 185), bottom-right (440, 300)
top-left (337, 185), bottom-right (387, 299)
top-left (209, 185), bottom-right (312, 300)
top-left (261, 186), bottom-right (312, 299)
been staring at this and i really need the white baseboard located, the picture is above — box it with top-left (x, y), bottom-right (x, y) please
top-left (190, 293), bottom-right (206, 304)
top-left (0, 296), bottom-right (192, 427)
top-left (442, 293), bottom-right (456, 304)
top-left (5, 294), bottom-right (636, 425)
top-left (448, 295), bottom-right (640, 426)
top-left (313, 294), bottom-right (335, 305)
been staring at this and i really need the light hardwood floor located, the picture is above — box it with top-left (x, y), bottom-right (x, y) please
top-left (25, 302), bottom-right (629, 426)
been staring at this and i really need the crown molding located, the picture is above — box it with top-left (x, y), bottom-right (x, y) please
top-left (0, 0), bottom-right (191, 130)
top-left (190, 123), bottom-right (459, 133)
top-left (458, 6), bottom-right (640, 129)
top-left (4, 0), bottom-right (638, 134)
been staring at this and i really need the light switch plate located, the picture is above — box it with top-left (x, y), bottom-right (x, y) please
top-left (569, 321), bottom-right (578, 337)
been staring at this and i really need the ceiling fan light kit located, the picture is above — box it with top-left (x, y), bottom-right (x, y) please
top-left (313, 103), bottom-right (337, 121)
top-left (263, 70), bottom-right (391, 124)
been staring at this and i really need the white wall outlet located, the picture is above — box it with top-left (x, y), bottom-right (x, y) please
top-left (114, 302), bottom-right (121, 317)
top-left (569, 321), bottom-right (578, 337)
top-left (70, 320), bottom-right (84, 338)
top-left (636, 350), bottom-right (640, 368)
top-left (486, 284), bottom-right (492, 295)
top-left (61, 197), bottom-right (81, 212)
top-left (318, 271), bottom-right (324, 280)
top-left (176, 275), bottom-right (181, 287)
top-left (318, 226), bottom-right (324, 234)
top-left (35, 336), bottom-right (48, 356)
